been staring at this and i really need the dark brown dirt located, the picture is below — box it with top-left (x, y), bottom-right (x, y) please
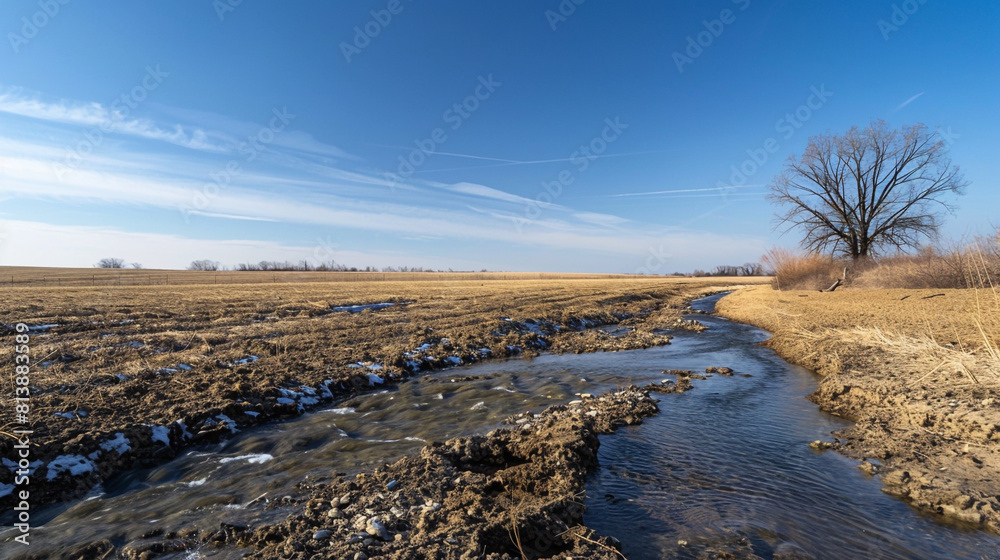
top-left (227, 386), bottom-right (664, 560)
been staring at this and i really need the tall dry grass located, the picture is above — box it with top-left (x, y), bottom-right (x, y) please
top-left (763, 231), bottom-right (1000, 367)
top-left (766, 230), bottom-right (1000, 291)
top-left (762, 247), bottom-right (845, 291)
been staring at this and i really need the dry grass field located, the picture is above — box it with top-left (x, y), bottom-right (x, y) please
top-left (0, 266), bottom-right (641, 288)
top-left (718, 285), bottom-right (1000, 532)
top-left (0, 272), bottom-right (765, 509)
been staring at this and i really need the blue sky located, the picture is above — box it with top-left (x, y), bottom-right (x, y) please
top-left (0, 0), bottom-right (996, 272)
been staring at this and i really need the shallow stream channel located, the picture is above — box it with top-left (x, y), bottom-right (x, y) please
top-left (5, 293), bottom-right (1000, 559)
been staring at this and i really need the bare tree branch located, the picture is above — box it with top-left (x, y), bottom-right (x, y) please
top-left (768, 120), bottom-right (967, 259)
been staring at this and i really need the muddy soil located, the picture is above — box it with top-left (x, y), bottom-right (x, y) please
top-left (35, 385), bottom-right (683, 560)
top-left (0, 279), bottom-right (747, 513)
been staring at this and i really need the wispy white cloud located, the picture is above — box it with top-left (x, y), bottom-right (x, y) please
top-left (893, 92), bottom-right (925, 114)
top-left (0, 86), bottom-right (228, 152)
top-left (603, 185), bottom-right (765, 197)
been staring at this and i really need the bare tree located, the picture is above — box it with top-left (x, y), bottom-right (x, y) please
top-left (95, 258), bottom-right (125, 268)
top-left (769, 121), bottom-right (967, 260)
top-left (188, 259), bottom-right (220, 271)
top-left (129, 262), bottom-right (143, 269)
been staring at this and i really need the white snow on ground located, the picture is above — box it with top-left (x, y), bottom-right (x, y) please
top-left (244, 410), bottom-right (260, 417)
top-left (184, 478), bottom-right (208, 487)
top-left (219, 454), bottom-right (273, 465)
top-left (3, 458), bottom-right (42, 474)
top-left (216, 414), bottom-right (239, 434)
top-left (176, 420), bottom-right (194, 441)
top-left (300, 397), bottom-right (319, 406)
top-left (366, 364), bottom-right (384, 371)
top-left (446, 356), bottom-right (462, 365)
top-left (46, 455), bottom-right (96, 480)
top-left (100, 433), bottom-right (131, 454)
top-left (178, 364), bottom-right (192, 370)
top-left (233, 355), bottom-right (259, 365)
top-left (332, 302), bottom-right (398, 313)
top-left (367, 373), bottom-right (385, 386)
top-left (150, 426), bottom-right (171, 446)
top-left (276, 397), bottom-right (296, 405)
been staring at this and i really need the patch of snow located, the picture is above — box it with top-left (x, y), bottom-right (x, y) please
top-left (46, 455), bottom-right (96, 480)
top-left (366, 364), bottom-right (384, 371)
top-left (100, 433), bottom-right (131, 455)
top-left (233, 355), bottom-right (259, 365)
top-left (445, 356), bottom-right (462, 365)
top-left (470, 401), bottom-right (487, 411)
top-left (244, 410), bottom-right (261, 417)
top-left (216, 414), bottom-right (239, 434)
top-left (300, 397), bottom-right (319, 406)
top-left (184, 478), bottom-right (208, 487)
top-left (367, 373), bottom-right (385, 386)
top-left (2, 458), bottom-right (42, 474)
top-left (332, 302), bottom-right (399, 313)
top-left (175, 420), bottom-right (194, 440)
top-left (276, 397), bottom-right (296, 405)
top-left (177, 364), bottom-right (192, 370)
top-left (150, 426), bottom-right (171, 446)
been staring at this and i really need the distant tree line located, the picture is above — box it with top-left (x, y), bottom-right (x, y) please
top-left (94, 257), bottom-right (468, 273)
top-left (688, 262), bottom-right (767, 277)
top-left (94, 258), bottom-right (143, 269)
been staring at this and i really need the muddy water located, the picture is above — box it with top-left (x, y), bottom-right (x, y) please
top-left (5, 294), bottom-right (1000, 559)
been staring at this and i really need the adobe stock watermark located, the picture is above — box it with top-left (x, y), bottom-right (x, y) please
top-left (634, 244), bottom-right (674, 275)
top-left (718, 84), bottom-right (832, 190)
top-left (878, 0), bottom-right (927, 40)
top-left (382, 74), bottom-right (501, 190)
top-left (8, 0), bottom-right (71, 54)
top-left (178, 107), bottom-right (295, 222)
top-left (544, 0), bottom-right (587, 31)
top-left (672, 0), bottom-right (750, 73)
top-left (340, 0), bottom-right (413, 63)
top-left (512, 116), bottom-right (628, 233)
top-left (937, 125), bottom-right (959, 146)
top-left (213, 0), bottom-right (246, 21)
top-left (51, 65), bottom-right (169, 182)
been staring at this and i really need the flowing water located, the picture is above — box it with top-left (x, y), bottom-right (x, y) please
top-left (4, 293), bottom-right (1000, 559)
